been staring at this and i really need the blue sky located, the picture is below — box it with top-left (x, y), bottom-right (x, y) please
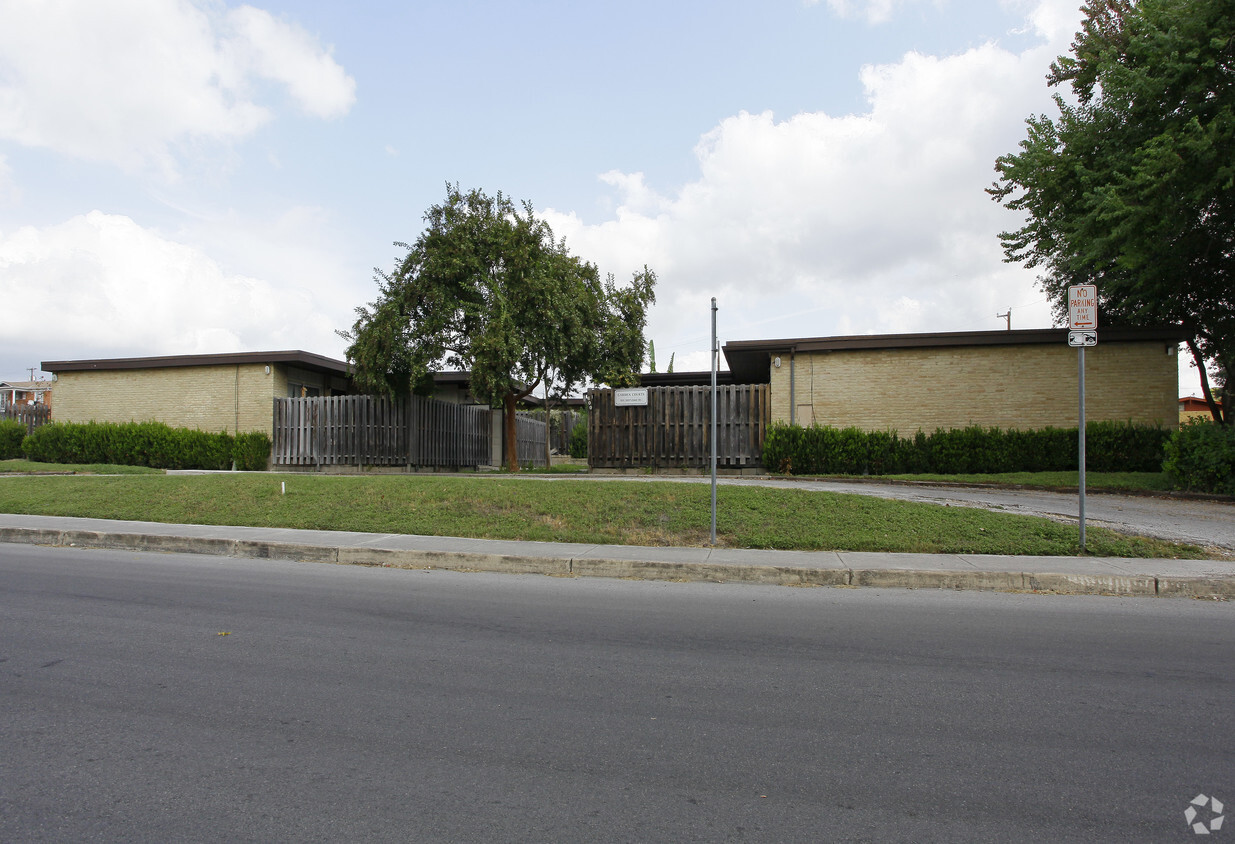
top-left (0, 0), bottom-right (1205, 394)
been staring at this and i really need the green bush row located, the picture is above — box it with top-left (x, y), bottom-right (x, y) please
top-left (0, 419), bottom-right (26, 460)
top-left (762, 421), bottom-right (1171, 476)
top-left (20, 421), bottom-right (271, 471)
top-left (1163, 421), bottom-right (1235, 495)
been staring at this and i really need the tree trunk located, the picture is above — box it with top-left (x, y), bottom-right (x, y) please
top-left (1188, 339), bottom-right (1227, 424)
top-left (504, 392), bottom-right (519, 472)
top-left (544, 390), bottom-right (552, 469)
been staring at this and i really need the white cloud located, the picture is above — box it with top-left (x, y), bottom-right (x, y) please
top-left (545, 2), bottom-right (1082, 371)
top-left (0, 0), bottom-right (355, 176)
top-left (0, 152), bottom-right (14, 203)
top-left (226, 5), bottom-right (355, 120)
top-left (0, 211), bottom-right (346, 363)
top-left (812, 0), bottom-right (936, 26)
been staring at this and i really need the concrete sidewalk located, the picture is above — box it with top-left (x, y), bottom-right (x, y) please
top-left (1, 513), bottom-right (1232, 599)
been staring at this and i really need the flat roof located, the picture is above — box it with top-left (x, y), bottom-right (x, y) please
top-left (722, 326), bottom-right (1187, 384)
top-left (42, 350), bottom-right (352, 378)
top-left (638, 370), bottom-right (736, 388)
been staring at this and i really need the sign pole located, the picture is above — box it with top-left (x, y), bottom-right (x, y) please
top-left (1078, 346), bottom-right (1086, 554)
top-left (1068, 283), bottom-right (1097, 555)
top-left (710, 297), bottom-right (718, 546)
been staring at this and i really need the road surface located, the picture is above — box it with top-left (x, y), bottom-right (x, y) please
top-left (3, 544), bottom-right (1232, 842)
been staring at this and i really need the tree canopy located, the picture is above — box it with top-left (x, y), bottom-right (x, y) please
top-left (341, 185), bottom-right (656, 469)
top-left (990, 0), bottom-right (1233, 422)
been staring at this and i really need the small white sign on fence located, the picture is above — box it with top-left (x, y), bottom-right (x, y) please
top-left (613, 388), bottom-right (649, 407)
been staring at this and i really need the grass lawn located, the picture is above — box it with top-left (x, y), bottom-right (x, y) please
top-left (0, 459), bottom-right (163, 475)
top-left (0, 471), bottom-right (1203, 558)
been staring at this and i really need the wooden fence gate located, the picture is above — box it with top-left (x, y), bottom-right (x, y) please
top-left (587, 384), bottom-right (769, 470)
top-left (514, 412), bottom-right (548, 468)
top-left (272, 394), bottom-right (492, 468)
top-left (1, 403), bottom-right (51, 435)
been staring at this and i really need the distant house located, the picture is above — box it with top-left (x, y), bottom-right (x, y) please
top-left (0, 380), bottom-right (52, 409)
top-left (1179, 395), bottom-right (1222, 425)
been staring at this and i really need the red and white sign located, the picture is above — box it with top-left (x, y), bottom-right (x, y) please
top-left (1068, 284), bottom-right (1098, 330)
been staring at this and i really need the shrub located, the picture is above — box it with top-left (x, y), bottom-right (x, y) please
top-left (22, 421), bottom-right (239, 470)
top-left (0, 419), bottom-right (26, 460)
top-left (569, 417), bottom-right (588, 459)
top-left (763, 420), bottom-right (1169, 476)
top-left (1163, 421), bottom-right (1235, 495)
top-left (233, 432), bottom-right (272, 471)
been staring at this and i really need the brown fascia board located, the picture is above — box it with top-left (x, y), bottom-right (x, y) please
top-left (724, 326), bottom-right (1185, 355)
top-left (42, 350), bottom-right (353, 377)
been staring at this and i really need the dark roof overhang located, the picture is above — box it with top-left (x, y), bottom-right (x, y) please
top-left (638, 370), bottom-right (736, 388)
top-left (42, 350), bottom-right (353, 379)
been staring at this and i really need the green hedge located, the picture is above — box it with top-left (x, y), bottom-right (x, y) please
top-left (0, 419), bottom-right (26, 460)
top-left (232, 431), bottom-right (272, 471)
top-left (569, 418), bottom-right (588, 459)
top-left (1163, 421), bottom-right (1235, 495)
top-left (762, 421), bottom-right (1170, 476)
top-left (21, 421), bottom-right (271, 471)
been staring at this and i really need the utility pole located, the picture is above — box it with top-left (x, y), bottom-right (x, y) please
top-left (996, 309), bottom-right (1011, 330)
top-left (710, 298), bottom-right (718, 546)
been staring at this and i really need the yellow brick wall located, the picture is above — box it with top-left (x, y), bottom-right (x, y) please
top-left (767, 341), bottom-right (1177, 432)
top-left (53, 364), bottom-right (283, 434)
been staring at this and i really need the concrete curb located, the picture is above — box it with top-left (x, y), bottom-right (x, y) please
top-left (3, 525), bottom-right (1234, 599)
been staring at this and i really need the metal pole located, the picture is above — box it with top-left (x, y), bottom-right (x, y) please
top-left (1078, 346), bottom-right (1086, 554)
top-left (710, 297), bottom-right (718, 546)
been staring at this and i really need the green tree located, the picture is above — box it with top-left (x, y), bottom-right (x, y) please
top-left (342, 185), bottom-right (656, 470)
top-left (990, 0), bottom-right (1233, 423)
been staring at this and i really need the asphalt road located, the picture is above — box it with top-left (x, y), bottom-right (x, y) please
top-left (3, 544), bottom-right (1233, 842)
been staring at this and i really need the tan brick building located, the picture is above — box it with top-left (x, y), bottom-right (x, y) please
top-left (42, 351), bottom-right (353, 435)
top-left (722, 327), bottom-right (1182, 433)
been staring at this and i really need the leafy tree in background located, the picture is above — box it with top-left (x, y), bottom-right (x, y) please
top-left (341, 185), bottom-right (656, 470)
top-left (990, 0), bottom-right (1233, 423)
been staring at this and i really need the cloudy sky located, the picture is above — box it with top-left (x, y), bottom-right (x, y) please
top-left (0, 0), bottom-right (1202, 394)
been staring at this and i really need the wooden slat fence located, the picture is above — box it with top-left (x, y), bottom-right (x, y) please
top-left (1, 403), bottom-right (51, 435)
top-left (587, 385), bottom-right (769, 470)
top-left (410, 395), bottom-right (491, 467)
top-left (514, 412), bottom-right (547, 468)
top-left (552, 410), bottom-right (583, 454)
top-left (272, 395), bottom-right (492, 468)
